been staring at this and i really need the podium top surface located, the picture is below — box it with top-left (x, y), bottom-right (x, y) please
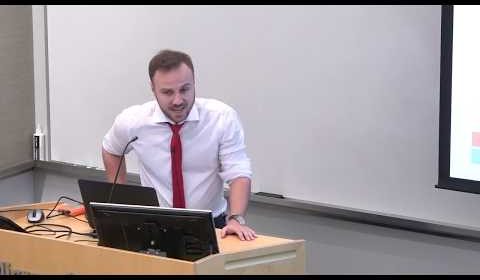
top-left (0, 201), bottom-right (299, 255)
top-left (0, 201), bottom-right (305, 274)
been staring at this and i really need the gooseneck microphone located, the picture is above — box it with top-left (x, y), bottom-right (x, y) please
top-left (107, 136), bottom-right (138, 203)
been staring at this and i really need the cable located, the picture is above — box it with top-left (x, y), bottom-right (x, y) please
top-left (0, 207), bottom-right (81, 226)
top-left (46, 209), bottom-right (88, 223)
top-left (66, 215), bottom-right (88, 223)
top-left (108, 136), bottom-right (138, 202)
top-left (25, 224), bottom-right (58, 236)
top-left (48, 208), bottom-right (88, 223)
top-left (1, 199), bottom-right (91, 239)
top-left (0, 208), bottom-right (63, 214)
top-left (48, 213), bottom-right (65, 219)
top-left (0, 206), bottom-right (88, 223)
top-left (46, 196), bottom-right (84, 220)
top-left (24, 223), bottom-right (73, 234)
top-left (0, 203), bottom-right (83, 218)
top-left (61, 231), bottom-right (97, 238)
top-left (24, 223), bottom-right (97, 239)
top-left (27, 229), bottom-right (67, 236)
top-left (33, 224), bottom-right (55, 231)
top-left (56, 232), bottom-right (72, 239)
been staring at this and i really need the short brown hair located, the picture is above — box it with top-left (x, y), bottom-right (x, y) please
top-left (148, 49), bottom-right (194, 81)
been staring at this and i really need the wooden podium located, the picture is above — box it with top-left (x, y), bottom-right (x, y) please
top-left (0, 202), bottom-right (305, 275)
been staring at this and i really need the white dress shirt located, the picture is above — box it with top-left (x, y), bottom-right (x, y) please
top-left (102, 97), bottom-right (252, 217)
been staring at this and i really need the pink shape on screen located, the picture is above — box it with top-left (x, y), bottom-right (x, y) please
top-left (473, 132), bottom-right (480, 147)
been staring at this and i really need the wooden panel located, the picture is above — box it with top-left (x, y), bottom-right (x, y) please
top-left (0, 202), bottom-right (305, 274)
top-left (0, 229), bottom-right (195, 274)
top-left (195, 241), bottom-right (305, 274)
top-left (0, 6), bottom-right (34, 170)
top-left (0, 202), bottom-right (194, 274)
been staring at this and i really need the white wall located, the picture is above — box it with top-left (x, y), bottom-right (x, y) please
top-left (35, 5), bottom-right (480, 230)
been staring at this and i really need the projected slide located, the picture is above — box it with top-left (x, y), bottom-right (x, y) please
top-left (450, 5), bottom-right (480, 181)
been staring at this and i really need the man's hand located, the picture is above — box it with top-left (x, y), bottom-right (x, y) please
top-left (220, 219), bottom-right (257, 241)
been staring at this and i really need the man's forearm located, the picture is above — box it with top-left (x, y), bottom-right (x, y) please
top-left (228, 177), bottom-right (251, 216)
top-left (102, 148), bottom-right (126, 184)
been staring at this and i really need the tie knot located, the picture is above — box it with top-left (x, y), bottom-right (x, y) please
top-left (169, 123), bottom-right (184, 134)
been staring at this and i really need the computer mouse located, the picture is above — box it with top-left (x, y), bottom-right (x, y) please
top-left (27, 209), bottom-right (44, 223)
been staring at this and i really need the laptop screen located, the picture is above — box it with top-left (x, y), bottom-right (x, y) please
top-left (78, 179), bottom-right (159, 229)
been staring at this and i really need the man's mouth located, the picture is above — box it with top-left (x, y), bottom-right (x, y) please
top-left (171, 107), bottom-right (185, 112)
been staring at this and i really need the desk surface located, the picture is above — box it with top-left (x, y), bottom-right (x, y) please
top-left (0, 201), bottom-right (305, 274)
top-left (1, 201), bottom-right (295, 255)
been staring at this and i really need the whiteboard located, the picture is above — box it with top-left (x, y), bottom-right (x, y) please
top-left (44, 5), bottom-right (480, 228)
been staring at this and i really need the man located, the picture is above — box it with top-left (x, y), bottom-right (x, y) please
top-left (102, 49), bottom-right (256, 241)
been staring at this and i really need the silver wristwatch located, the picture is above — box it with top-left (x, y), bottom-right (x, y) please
top-left (228, 214), bottom-right (246, 225)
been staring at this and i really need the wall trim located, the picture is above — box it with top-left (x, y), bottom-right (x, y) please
top-left (0, 161), bottom-right (35, 180)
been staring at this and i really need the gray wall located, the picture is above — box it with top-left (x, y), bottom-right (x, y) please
top-left (0, 5), bottom-right (34, 170)
top-left (0, 171), bottom-right (34, 206)
top-left (32, 170), bottom-right (480, 274)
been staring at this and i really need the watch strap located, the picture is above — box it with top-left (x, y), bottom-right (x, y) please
top-left (228, 214), bottom-right (246, 225)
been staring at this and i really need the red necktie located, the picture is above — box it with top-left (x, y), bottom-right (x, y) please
top-left (169, 123), bottom-right (185, 208)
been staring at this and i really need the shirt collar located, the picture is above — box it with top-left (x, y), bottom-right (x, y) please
top-left (153, 101), bottom-right (199, 124)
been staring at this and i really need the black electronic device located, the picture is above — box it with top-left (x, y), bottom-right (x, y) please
top-left (78, 179), bottom-right (159, 229)
top-left (0, 216), bottom-right (26, 233)
top-left (90, 202), bottom-right (219, 262)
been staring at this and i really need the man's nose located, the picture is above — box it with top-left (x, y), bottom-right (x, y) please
top-left (172, 92), bottom-right (183, 105)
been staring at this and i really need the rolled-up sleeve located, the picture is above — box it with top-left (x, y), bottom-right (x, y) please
top-left (102, 108), bottom-right (135, 156)
top-left (218, 109), bottom-right (252, 184)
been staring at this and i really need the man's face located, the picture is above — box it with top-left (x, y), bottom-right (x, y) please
top-left (151, 63), bottom-right (195, 123)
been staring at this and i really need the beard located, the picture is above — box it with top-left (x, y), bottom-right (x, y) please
top-left (156, 95), bottom-right (195, 124)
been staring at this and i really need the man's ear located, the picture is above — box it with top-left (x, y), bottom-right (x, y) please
top-left (150, 81), bottom-right (155, 93)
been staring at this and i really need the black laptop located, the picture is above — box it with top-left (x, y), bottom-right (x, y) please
top-left (78, 179), bottom-right (160, 229)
